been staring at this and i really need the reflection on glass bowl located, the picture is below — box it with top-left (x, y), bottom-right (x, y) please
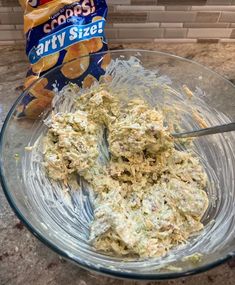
top-left (0, 50), bottom-right (235, 280)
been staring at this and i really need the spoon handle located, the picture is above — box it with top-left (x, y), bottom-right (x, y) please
top-left (172, 122), bottom-right (235, 139)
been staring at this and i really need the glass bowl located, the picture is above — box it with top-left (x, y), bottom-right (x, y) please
top-left (0, 50), bottom-right (235, 280)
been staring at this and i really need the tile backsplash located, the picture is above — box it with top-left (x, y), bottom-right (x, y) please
top-left (0, 0), bottom-right (235, 44)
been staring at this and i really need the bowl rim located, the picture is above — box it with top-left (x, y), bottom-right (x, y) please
top-left (0, 49), bottom-right (235, 280)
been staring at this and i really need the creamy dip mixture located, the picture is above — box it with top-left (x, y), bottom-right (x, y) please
top-left (43, 86), bottom-right (209, 258)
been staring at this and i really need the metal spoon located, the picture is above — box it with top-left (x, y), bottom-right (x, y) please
top-left (172, 122), bottom-right (235, 139)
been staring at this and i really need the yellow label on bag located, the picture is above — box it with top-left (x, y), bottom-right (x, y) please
top-left (18, 0), bottom-right (110, 118)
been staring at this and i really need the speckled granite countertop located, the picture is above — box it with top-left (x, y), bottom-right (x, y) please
top-left (0, 43), bottom-right (235, 285)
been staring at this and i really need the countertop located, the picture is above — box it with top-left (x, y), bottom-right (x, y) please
top-left (0, 43), bottom-right (235, 285)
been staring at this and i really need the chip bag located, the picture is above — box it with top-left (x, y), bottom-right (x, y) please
top-left (18, 0), bottom-right (109, 118)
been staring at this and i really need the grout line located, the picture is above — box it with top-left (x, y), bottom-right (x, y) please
top-left (217, 11), bottom-right (222, 23)
top-left (154, 38), bottom-right (197, 43)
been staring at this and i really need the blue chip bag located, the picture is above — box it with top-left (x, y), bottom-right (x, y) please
top-left (18, 0), bottom-right (109, 118)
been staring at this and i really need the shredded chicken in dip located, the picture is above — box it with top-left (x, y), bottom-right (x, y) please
top-left (43, 86), bottom-right (209, 258)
